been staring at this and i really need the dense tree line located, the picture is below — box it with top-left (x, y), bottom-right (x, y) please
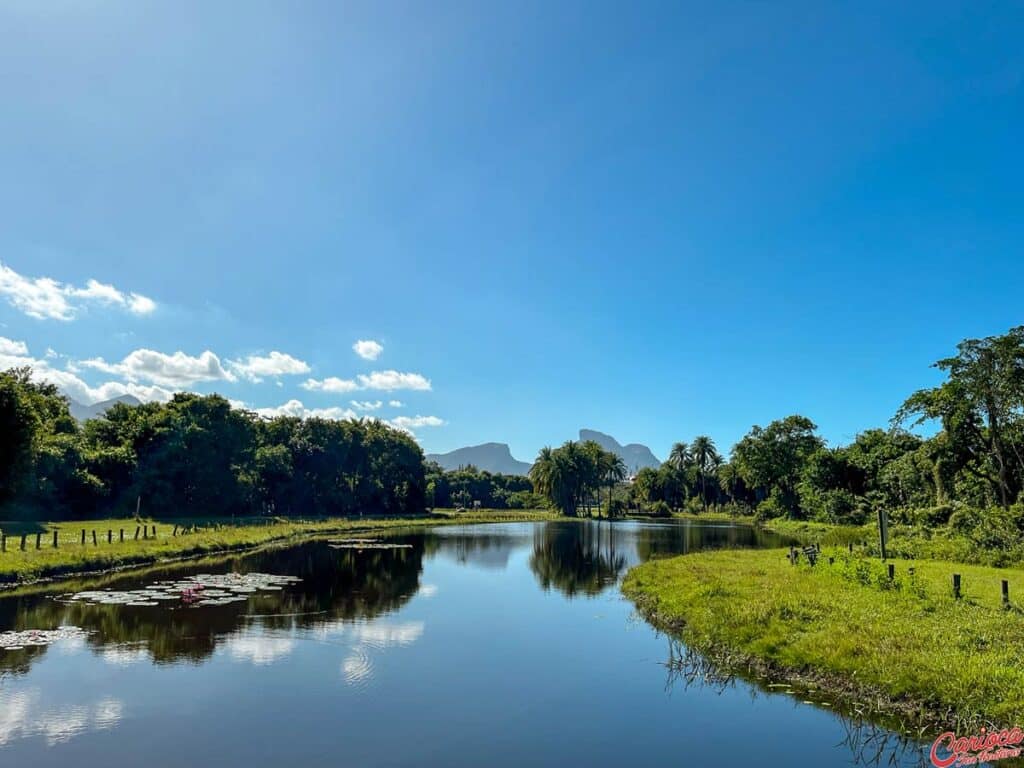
top-left (627, 326), bottom-right (1024, 529)
top-left (8, 324), bottom-right (1024, 530)
top-left (0, 367), bottom-right (425, 520)
top-left (424, 463), bottom-right (544, 509)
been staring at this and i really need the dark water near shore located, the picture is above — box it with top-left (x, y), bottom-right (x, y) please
top-left (0, 520), bottom-right (936, 767)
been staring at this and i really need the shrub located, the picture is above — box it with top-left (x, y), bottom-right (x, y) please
top-left (948, 504), bottom-right (984, 535)
top-left (606, 498), bottom-right (627, 518)
top-left (683, 497), bottom-right (704, 515)
top-left (754, 492), bottom-right (788, 522)
top-left (647, 500), bottom-right (672, 518)
top-left (919, 503), bottom-right (955, 527)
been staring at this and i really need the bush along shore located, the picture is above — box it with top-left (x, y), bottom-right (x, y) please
top-left (0, 508), bottom-right (558, 586)
top-left (622, 547), bottom-right (1024, 731)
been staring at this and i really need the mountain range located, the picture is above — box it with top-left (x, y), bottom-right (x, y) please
top-left (426, 429), bottom-right (661, 476)
top-left (577, 429), bottom-right (661, 473)
top-left (425, 443), bottom-right (533, 476)
top-left (66, 394), bottom-right (141, 422)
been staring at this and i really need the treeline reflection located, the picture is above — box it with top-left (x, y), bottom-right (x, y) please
top-left (0, 520), bottom-right (790, 674)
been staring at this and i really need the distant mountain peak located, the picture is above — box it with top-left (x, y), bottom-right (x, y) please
top-left (425, 442), bottom-right (532, 476)
top-left (578, 429), bottom-right (661, 473)
top-left (66, 393), bottom-right (142, 422)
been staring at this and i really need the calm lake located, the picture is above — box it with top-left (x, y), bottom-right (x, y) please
top-left (0, 520), bottom-right (934, 767)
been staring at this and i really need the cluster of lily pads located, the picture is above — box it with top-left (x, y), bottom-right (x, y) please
top-left (65, 572), bottom-right (302, 608)
top-left (0, 626), bottom-right (89, 652)
top-left (328, 537), bottom-right (412, 550)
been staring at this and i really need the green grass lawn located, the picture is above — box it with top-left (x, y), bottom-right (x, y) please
top-left (623, 547), bottom-right (1024, 729)
top-left (0, 508), bottom-right (558, 584)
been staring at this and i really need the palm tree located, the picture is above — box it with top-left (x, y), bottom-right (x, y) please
top-left (603, 453), bottom-right (627, 517)
top-left (530, 446), bottom-right (554, 495)
top-left (531, 443), bottom-right (585, 516)
top-left (691, 435), bottom-right (720, 511)
top-left (667, 441), bottom-right (695, 507)
top-left (668, 441), bottom-right (692, 471)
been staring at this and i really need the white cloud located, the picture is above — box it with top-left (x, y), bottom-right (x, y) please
top-left (228, 351), bottom-right (310, 382)
top-left (351, 621), bottom-right (425, 647)
top-left (44, 369), bottom-right (173, 405)
top-left (357, 370), bottom-right (431, 391)
top-left (252, 399), bottom-right (359, 421)
top-left (0, 689), bottom-right (124, 748)
top-left (0, 341), bottom-right (172, 405)
top-left (225, 634), bottom-right (295, 666)
top-left (69, 279), bottom-right (124, 305)
top-left (0, 336), bottom-right (28, 356)
top-left (302, 371), bottom-right (430, 393)
top-left (390, 415), bottom-right (445, 430)
top-left (0, 263), bottom-right (156, 321)
top-left (301, 376), bottom-right (359, 393)
top-left (81, 349), bottom-right (235, 387)
top-left (388, 400), bottom-right (404, 408)
top-left (127, 293), bottom-right (156, 314)
top-left (353, 339), bottom-right (383, 361)
top-left (350, 400), bottom-right (383, 411)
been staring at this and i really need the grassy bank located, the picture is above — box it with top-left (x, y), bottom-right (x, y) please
top-left (0, 508), bottom-right (558, 585)
top-left (623, 547), bottom-right (1024, 728)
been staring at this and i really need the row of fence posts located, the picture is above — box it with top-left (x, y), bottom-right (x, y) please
top-left (790, 541), bottom-right (1013, 609)
top-left (0, 525), bottom-right (167, 553)
top-left (0, 523), bottom-right (199, 552)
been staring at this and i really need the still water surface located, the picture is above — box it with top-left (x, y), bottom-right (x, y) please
top-left (0, 520), bottom-right (933, 767)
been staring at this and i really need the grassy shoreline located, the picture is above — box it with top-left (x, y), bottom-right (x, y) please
top-left (623, 547), bottom-right (1024, 730)
top-left (0, 508), bottom-right (559, 587)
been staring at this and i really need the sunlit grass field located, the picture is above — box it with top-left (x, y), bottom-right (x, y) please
top-left (623, 547), bottom-right (1024, 728)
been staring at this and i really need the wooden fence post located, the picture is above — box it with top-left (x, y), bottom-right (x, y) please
top-left (120, 529), bottom-right (124, 542)
top-left (173, 525), bottom-right (178, 537)
top-left (81, 529), bottom-right (86, 545)
top-left (20, 535), bottom-right (26, 551)
top-left (134, 526), bottom-right (140, 540)
top-left (848, 542), bottom-right (853, 553)
top-left (952, 573), bottom-right (962, 600)
top-left (1003, 579), bottom-right (1010, 609)
top-left (877, 508), bottom-right (889, 561)
top-left (152, 525), bottom-right (157, 538)
top-left (1, 534), bottom-right (5, 552)
top-left (35, 533), bottom-right (41, 550)
top-left (887, 563), bottom-right (895, 581)
top-left (53, 530), bottom-right (58, 548)
top-left (92, 530), bottom-right (97, 545)
top-left (107, 530), bottom-right (112, 544)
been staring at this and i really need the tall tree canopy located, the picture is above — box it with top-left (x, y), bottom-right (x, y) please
top-left (0, 371), bottom-right (426, 520)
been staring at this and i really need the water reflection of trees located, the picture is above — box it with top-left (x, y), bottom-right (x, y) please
top-left (661, 640), bottom-right (932, 768)
top-left (632, 520), bottom-right (789, 562)
top-left (529, 522), bottom-right (629, 598)
top-left (0, 538), bottom-right (425, 673)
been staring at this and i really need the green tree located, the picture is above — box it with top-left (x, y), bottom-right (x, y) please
top-left (691, 435), bottom-right (720, 510)
top-left (897, 327), bottom-right (1024, 507)
top-left (732, 415), bottom-right (824, 518)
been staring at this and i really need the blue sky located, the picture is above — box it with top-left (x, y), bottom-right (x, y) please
top-left (1, 1), bottom-right (1023, 462)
